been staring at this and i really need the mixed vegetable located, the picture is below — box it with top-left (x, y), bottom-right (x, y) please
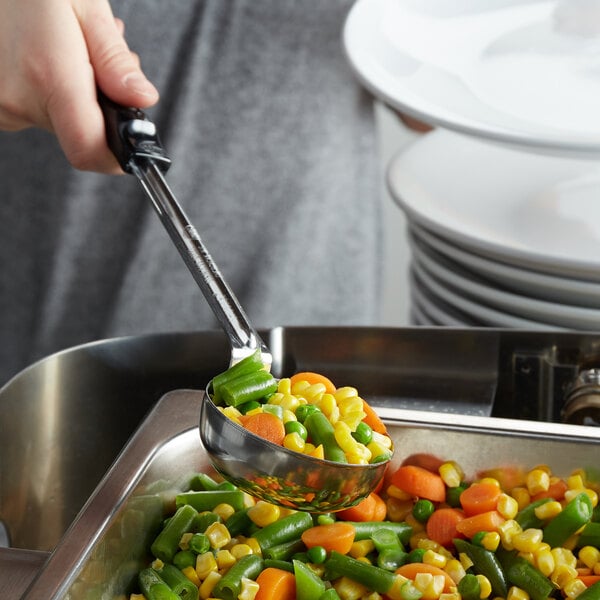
top-left (130, 451), bottom-right (600, 600)
top-left (209, 354), bottom-right (393, 466)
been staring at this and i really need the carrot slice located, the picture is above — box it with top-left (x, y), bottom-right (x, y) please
top-left (255, 567), bottom-right (297, 600)
top-left (578, 575), bottom-right (600, 587)
top-left (401, 453), bottom-right (445, 473)
top-left (425, 507), bottom-right (466, 547)
top-left (390, 465), bottom-right (446, 502)
top-left (239, 412), bottom-right (286, 446)
top-left (361, 399), bottom-right (388, 435)
top-left (455, 510), bottom-right (505, 539)
top-left (290, 372), bottom-right (336, 394)
top-left (301, 522), bottom-right (356, 555)
top-left (371, 492), bottom-right (387, 521)
top-left (337, 493), bottom-right (376, 522)
top-left (395, 563), bottom-right (455, 592)
top-left (460, 482), bottom-right (502, 516)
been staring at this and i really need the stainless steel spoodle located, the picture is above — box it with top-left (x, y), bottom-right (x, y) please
top-left (100, 94), bottom-right (390, 511)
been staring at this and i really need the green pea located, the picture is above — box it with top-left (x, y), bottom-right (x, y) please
top-left (295, 404), bottom-right (321, 423)
top-left (471, 531), bottom-right (486, 547)
top-left (285, 420), bottom-right (308, 441)
top-left (173, 550), bottom-right (196, 570)
top-left (412, 499), bottom-right (435, 523)
top-left (446, 484), bottom-right (468, 508)
top-left (238, 400), bottom-right (262, 414)
top-left (307, 545), bottom-right (328, 564)
top-left (407, 548), bottom-right (426, 563)
top-left (352, 421), bottom-right (373, 445)
top-left (189, 532), bottom-right (210, 554)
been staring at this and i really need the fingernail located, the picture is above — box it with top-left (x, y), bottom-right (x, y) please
top-left (122, 72), bottom-right (158, 97)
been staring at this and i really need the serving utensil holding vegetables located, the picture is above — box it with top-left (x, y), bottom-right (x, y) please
top-left (99, 94), bottom-right (392, 512)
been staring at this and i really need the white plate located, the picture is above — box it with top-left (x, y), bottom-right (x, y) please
top-left (411, 223), bottom-right (600, 308)
top-left (387, 129), bottom-right (600, 281)
top-left (411, 234), bottom-right (600, 329)
top-left (344, 0), bottom-right (600, 156)
top-left (411, 258), bottom-right (565, 330)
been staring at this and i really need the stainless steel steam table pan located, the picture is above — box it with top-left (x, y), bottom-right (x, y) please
top-left (22, 386), bottom-right (600, 600)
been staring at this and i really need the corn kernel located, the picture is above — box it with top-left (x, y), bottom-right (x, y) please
top-left (476, 574), bottom-right (492, 599)
top-left (594, 562), bottom-right (600, 575)
top-left (387, 485), bottom-right (413, 500)
top-left (534, 501), bottom-right (563, 521)
top-left (196, 552), bottom-right (218, 580)
top-left (350, 539), bottom-right (375, 558)
top-left (498, 520), bottom-right (522, 550)
top-left (511, 487), bottom-right (531, 511)
top-left (277, 378), bottom-right (291, 394)
top-left (291, 380), bottom-right (310, 395)
top-left (497, 494), bottom-right (519, 520)
top-left (386, 497), bottom-right (414, 522)
top-left (534, 548), bottom-right (555, 577)
top-left (179, 532), bottom-right (194, 550)
top-left (222, 405), bottom-right (243, 424)
top-left (151, 558), bottom-right (164, 570)
top-left (213, 503), bottom-right (235, 522)
top-left (459, 552), bottom-right (474, 571)
top-left (512, 528), bottom-right (543, 554)
top-left (242, 493), bottom-right (256, 508)
top-left (414, 573), bottom-right (445, 600)
top-left (481, 532), bottom-right (501, 552)
top-left (550, 563), bottom-right (578, 589)
top-left (579, 545), bottom-right (600, 569)
top-left (309, 444), bottom-right (324, 460)
top-left (439, 594), bottom-right (461, 600)
top-left (231, 544), bottom-right (254, 559)
top-left (479, 477), bottom-right (501, 489)
top-left (199, 570), bottom-right (221, 599)
top-left (367, 440), bottom-right (390, 462)
top-left (526, 469), bottom-right (550, 496)
top-left (567, 474), bottom-right (585, 490)
top-left (552, 547), bottom-right (577, 569)
top-left (282, 409), bottom-right (297, 424)
top-left (517, 552), bottom-right (534, 564)
top-left (339, 410), bottom-right (366, 431)
top-left (216, 549), bottom-right (236, 570)
top-left (334, 386), bottom-right (359, 401)
top-left (507, 586), bottom-right (530, 600)
top-left (444, 559), bottom-right (466, 584)
top-left (409, 531), bottom-right (429, 550)
top-left (564, 488), bottom-right (598, 508)
top-left (382, 575), bottom-right (409, 600)
top-left (248, 501), bottom-right (281, 528)
top-left (244, 537), bottom-right (262, 555)
top-left (563, 579), bottom-right (587, 600)
top-left (439, 462), bottom-right (464, 488)
top-left (205, 522), bottom-right (231, 549)
top-left (305, 383), bottom-right (327, 402)
top-left (423, 549), bottom-right (447, 568)
top-left (181, 565), bottom-right (201, 587)
top-left (371, 431), bottom-right (393, 449)
top-left (405, 513), bottom-right (425, 533)
top-left (337, 395), bottom-right (363, 415)
top-left (283, 432), bottom-right (306, 453)
top-left (239, 577), bottom-right (259, 600)
top-left (333, 575), bottom-right (369, 600)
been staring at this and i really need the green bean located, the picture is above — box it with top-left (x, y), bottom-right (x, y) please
top-left (294, 559), bottom-right (327, 600)
top-left (210, 350), bottom-right (264, 403)
top-left (577, 522), bottom-right (600, 548)
top-left (251, 511), bottom-right (313, 551)
top-left (151, 504), bottom-right (198, 563)
top-left (157, 563), bottom-right (199, 600)
top-left (219, 370), bottom-right (278, 408)
top-left (263, 558), bottom-right (295, 573)
top-left (295, 403), bottom-right (321, 423)
top-left (496, 548), bottom-right (555, 600)
top-left (324, 551), bottom-right (396, 594)
top-left (453, 538), bottom-right (507, 598)
top-left (348, 521), bottom-right (412, 546)
top-left (371, 528), bottom-right (407, 571)
top-left (193, 511), bottom-right (220, 533)
top-left (304, 411), bottom-right (347, 463)
top-left (352, 421), bottom-right (373, 445)
top-left (224, 508), bottom-right (253, 537)
top-left (189, 473), bottom-right (221, 491)
top-left (575, 580), bottom-right (600, 600)
top-left (175, 490), bottom-right (245, 512)
top-left (319, 589), bottom-right (341, 600)
top-left (211, 554), bottom-right (263, 600)
top-left (515, 497), bottom-right (553, 530)
top-left (263, 538), bottom-right (307, 561)
top-left (543, 492), bottom-right (593, 548)
top-left (138, 568), bottom-right (180, 600)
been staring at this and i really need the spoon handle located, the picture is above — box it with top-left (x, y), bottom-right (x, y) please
top-left (98, 92), bottom-right (271, 366)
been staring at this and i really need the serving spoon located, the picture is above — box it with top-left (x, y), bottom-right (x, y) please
top-left (99, 93), bottom-right (391, 511)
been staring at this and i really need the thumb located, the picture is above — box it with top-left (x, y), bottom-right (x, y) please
top-left (80, 3), bottom-right (159, 108)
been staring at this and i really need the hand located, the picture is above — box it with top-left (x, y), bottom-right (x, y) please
top-left (0, 0), bottom-right (159, 173)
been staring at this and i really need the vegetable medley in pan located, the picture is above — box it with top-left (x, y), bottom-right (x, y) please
top-left (129, 370), bottom-right (600, 600)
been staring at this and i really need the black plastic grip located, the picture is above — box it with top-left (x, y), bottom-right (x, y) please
top-left (98, 90), bottom-right (171, 173)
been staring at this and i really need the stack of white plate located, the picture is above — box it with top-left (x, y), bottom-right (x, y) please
top-left (386, 130), bottom-right (600, 330)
